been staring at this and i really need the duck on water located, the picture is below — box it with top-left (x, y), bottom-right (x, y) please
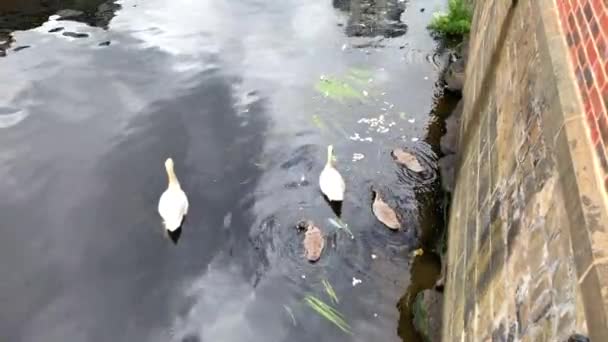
top-left (158, 158), bottom-right (189, 232)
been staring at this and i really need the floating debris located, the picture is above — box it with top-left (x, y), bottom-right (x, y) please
top-left (301, 274), bottom-right (307, 279)
top-left (284, 305), bottom-right (297, 326)
top-left (98, 41), bottom-right (111, 46)
top-left (352, 153), bottom-right (365, 162)
top-left (372, 189), bottom-right (401, 230)
top-left (371, 254), bottom-right (377, 259)
top-left (48, 27), bottom-right (64, 33)
top-left (349, 132), bottom-right (373, 142)
top-left (328, 217), bottom-right (354, 239)
top-left (408, 118), bottom-right (415, 123)
top-left (341, 44), bottom-right (347, 51)
top-left (304, 295), bottom-right (352, 334)
top-left (391, 148), bottom-right (425, 172)
top-left (412, 248), bottom-right (424, 257)
top-left (352, 277), bottom-right (362, 287)
top-left (348, 67), bottom-right (374, 80)
top-left (362, 90), bottom-right (369, 97)
top-left (357, 114), bottom-right (393, 134)
top-left (424, 76), bottom-right (429, 80)
top-left (315, 76), bottom-right (361, 101)
top-left (411, 137), bottom-right (419, 142)
top-left (322, 279), bottom-right (339, 304)
top-left (373, 313), bottom-right (378, 317)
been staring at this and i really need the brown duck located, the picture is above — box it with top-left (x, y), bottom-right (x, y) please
top-left (372, 189), bottom-right (401, 230)
top-left (297, 220), bottom-right (325, 262)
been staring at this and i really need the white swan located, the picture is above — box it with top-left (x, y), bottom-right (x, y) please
top-left (158, 158), bottom-right (189, 231)
top-left (319, 145), bottom-right (345, 201)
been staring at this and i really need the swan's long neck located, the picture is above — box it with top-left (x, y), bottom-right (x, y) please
top-left (326, 145), bottom-right (334, 166)
top-left (165, 164), bottom-right (180, 188)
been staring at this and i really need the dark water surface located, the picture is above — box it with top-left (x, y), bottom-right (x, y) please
top-left (0, 0), bottom-right (452, 341)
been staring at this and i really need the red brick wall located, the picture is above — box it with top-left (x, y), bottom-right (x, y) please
top-left (557, 0), bottom-right (608, 178)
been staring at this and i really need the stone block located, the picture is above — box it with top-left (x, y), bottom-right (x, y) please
top-left (443, 0), bottom-right (608, 340)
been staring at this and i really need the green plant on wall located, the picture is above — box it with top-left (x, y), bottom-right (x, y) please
top-left (428, 0), bottom-right (472, 37)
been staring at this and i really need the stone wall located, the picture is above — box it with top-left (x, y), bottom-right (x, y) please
top-left (442, 0), bottom-right (608, 341)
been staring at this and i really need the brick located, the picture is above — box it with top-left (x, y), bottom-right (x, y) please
top-left (576, 66), bottom-right (586, 92)
top-left (595, 140), bottom-right (608, 173)
top-left (584, 66), bottom-right (594, 87)
top-left (603, 84), bottom-right (608, 115)
top-left (564, 0), bottom-right (572, 15)
top-left (590, 86), bottom-right (604, 116)
top-left (584, 2), bottom-right (594, 21)
top-left (577, 8), bottom-right (588, 40)
top-left (568, 12), bottom-right (577, 32)
top-left (586, 40), bottom-right (598, 65)
top-left (591, 0), bottom-right (604, 16)
top-left (590, 16), bottom-right (600, 38)
top-left (597, 35), bottom-right (608, 60)
top-left (601, 13), bottom-right (608, 38)
top-left (592, 61), bottom-right (606, 90)
top-left (578, 45), bottom-right (587, 68)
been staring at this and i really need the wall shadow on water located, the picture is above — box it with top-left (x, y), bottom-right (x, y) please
top-left (396, 83), bottom-right (462, 341)
top-left (332, 0), bottom-right (408, 38)
top-left (0, 0), bottom-right (120, 55)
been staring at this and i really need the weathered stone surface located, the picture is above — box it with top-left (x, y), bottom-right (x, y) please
top-left (445, 58), bottom-right (465, 92)
top-left (442, 0), bottom-right (608, 340)
top-left (413, 290), bottom-right (443, 342)
top-left (438, 154), bottom-right (457, 193)
top-left (441, 99), bottom-right (463, 155)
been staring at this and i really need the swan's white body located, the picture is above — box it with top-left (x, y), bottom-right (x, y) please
top-left (319, 145), bottom-right (345, 201)
top-left (158, 158), bottom-right (189, 231)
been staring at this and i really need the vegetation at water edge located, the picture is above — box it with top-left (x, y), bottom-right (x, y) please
top-left (428, 0), bottom-right (472, 37)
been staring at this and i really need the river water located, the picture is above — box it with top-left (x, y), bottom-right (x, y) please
top-left (0, 0), bottom-right (455, 341)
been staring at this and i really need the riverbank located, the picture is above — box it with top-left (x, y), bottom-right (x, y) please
top-left (407, 37), bottom-right (467, 342)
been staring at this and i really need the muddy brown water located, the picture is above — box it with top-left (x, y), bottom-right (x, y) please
top-left (0, 0), bottom-right (459, 341)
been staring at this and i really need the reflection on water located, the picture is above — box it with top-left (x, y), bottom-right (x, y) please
top-left (0, 0), bottom-right (119, 55)
top-left (0, 0), bottom-right (451, 341)
top-left (333, 0), bottom-right (407, 38)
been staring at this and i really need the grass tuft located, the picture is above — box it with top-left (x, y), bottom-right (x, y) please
top-left (304, 295), bottom-right (352, 334)
top-left (428, 0), bottom-right (472, 37)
